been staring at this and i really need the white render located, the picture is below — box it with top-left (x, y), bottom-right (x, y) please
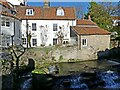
top-left (21, 20), bottom-right (76, 47)
top-left (0, 4), bottom-right (22, 47)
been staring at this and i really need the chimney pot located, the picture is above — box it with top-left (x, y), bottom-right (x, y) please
top-left (88, 15), bottom-right (91, 21)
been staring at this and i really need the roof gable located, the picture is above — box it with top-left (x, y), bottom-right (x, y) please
top-left (15, 6), bottom-right (76, 20)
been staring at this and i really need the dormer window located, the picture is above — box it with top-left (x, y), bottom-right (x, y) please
top-left (26, 9), bottom-right (34, 15)
top-left (56, 7), bottom-right (64, 16)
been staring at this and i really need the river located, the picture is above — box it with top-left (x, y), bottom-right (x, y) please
top-left (20, 60), bottom-right (120, 90)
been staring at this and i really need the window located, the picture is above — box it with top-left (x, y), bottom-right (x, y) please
top-left (56, 7), bottom-right (64, 16)
top-left (63, 40), bottom-right (69, 44)
top-left (6, 22), bottom-right (10, 27)
top-left (6, 37), bottom-right (10, 46)
top-left (82, 39), bottom-right (87, 46)
top-left (2, 20), bottom-right (10, 27)
top-left (22, 38), bottom-right (26, 45)
top-left (32, 23), bottom-right (36, 31)
top-left (2, 21), bottom-right (5, 26)
top-left (53, 38), bottom-right (57, 45)
top-left (53, 24), bottom-right (57, 31)
top-left (32, 39), bottom-right (37, 46)
top-left (26, 9), bottom-right (34, 15)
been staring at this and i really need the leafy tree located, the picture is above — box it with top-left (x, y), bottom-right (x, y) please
top-left (88, 2), bottom-right (113, 31)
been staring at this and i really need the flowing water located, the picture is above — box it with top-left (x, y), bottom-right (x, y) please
top-left (20, 60), bottom-right (120, 90)
top-left (98, 70), bottom-right (120, 89)
top-left (21, 78), bottom-right (32, 90)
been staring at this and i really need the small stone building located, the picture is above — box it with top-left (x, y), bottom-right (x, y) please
top-left (71, 19), bottom-right (111, 51)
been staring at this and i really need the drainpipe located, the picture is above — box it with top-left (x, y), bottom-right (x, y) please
top-left (26, 19), bottom-right (29, 48)
top-left (11, 16), bottom-right (15, 47)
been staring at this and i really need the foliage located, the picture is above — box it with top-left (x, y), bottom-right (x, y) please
top-left (59, 55), bottom-right (63, 61)
top-left (110, 26), bottom-right (120, 37)
top-left (88, 2), bottom-right (113, 31)
top-left (32, 69), bottom-right (47, 74)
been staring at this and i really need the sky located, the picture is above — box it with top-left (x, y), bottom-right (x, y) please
top-left (28, 2), bottom-right (90, 14)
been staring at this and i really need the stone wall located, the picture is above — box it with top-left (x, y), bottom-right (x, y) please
top-left (80, 35), bottom-right (110, 51)
top-left (52, 46), bottom-right (98, 61)
top-left (21, 46), bottom-right (99, 68)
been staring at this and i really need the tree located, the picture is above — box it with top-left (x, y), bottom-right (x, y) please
top-left (12, 45), bottom-right (25, 77)
top-left (88, 2), bottom-right (113, 31)
top-left (76, 6), bottom-right (84, 19)
top-left (100, 2), bottom-right (119, 16)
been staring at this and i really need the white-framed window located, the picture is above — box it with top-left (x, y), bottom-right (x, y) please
top-left (53, 38), bottom-right (57, 45)
top-left (53, 24), bottom-right (58, 31)
top-left (82, 39), bottom-right (87, 46)
top-left (6, 21), bottom-right (10, 27)
top-left (26, 9), bottom-right (34, 15)
top-left (32, 23), bottom-right (36, 31)
top-left (2, 20), bottom-right (10, 27)
top-left (22, 38), bottom-right (26, 45)
top-left (2, 21), bottom-right (5, 26)
top-left (56, 7), bottom-right (64, 16)
top-left (63, 41), bottom-right (69, 44)
top-left (32, 39), bottom-right (37, 46)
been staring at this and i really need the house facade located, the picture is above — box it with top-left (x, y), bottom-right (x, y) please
top-left (0, 0), bottom-right (22, 47)
top-left (15, 4), bottom-right (76, 47)
top-left (71, 19), bottom-right (111, 51)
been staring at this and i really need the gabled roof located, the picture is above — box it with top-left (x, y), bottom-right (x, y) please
top-left (1, 11), bottom-right (20, 19)
top-left (0, 0), bottom-right (13, 9)
top-left (77, 19), bottom-right (97, 25)
top-left (15, 5), bottom-right (76, 20)
top-left (72, 26), bottom-right (111, 35)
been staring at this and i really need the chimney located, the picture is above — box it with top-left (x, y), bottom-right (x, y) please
top-left (88, 15), bottom-right (91, 21)
top-left (44, 0), bottom-right (50, 8)
top-left (82, 15), bottom-right (84, 20)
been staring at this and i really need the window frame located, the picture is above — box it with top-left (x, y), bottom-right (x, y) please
top-left (32, 23), bottom-right (37, 31)
top-left (82, 39), bottom-right (87, 47)
top-left (26, 9), bottom-right (34, 16)
top-left (6, 21), bottom-right (10, 27)
top-left (56, 8), bottom-right (64, 16)
top-left (22, 38), bottom-right (26, 45)
top-left (2, 21), bottom-right (5, 26)
top-left (53, 24), bottom-right (58, 31)
top-left (32, 38), bottom-right (37, 46)
top-left (53, 38), bottom-right (57, 45)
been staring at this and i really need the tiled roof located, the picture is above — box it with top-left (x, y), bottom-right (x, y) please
top-left (0, 0), bottom-right (12, 9)
top-left (112, 16), bottom-right (120, 20)
top-left (72, 26), bottom-right (111, 35)
top-left (15, 5), bottom-right (76, 20)
top-left (1, 11), bottom-right (19, 19)
top-left (77, 19), bottom-right (97, 25)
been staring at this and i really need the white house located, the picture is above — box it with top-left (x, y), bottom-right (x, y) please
top-left (0, 0), bottom-right (22, 47)
top-left (112, 16), bottom-right (120, 26)
top-left (15, 2), bottom-right (76, 47)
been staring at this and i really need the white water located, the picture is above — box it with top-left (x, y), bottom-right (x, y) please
top-left (21, 78), bottom-right (32, 90)
top-left (99, 70), bottom-right (120, 89)
top-left (70, 75), bottom-right (88, 89)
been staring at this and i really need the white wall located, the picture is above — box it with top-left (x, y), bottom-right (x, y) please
top-left (1, 16), bottom-right (21, 47)
top-left (21, 19), bottom-right (76, 47)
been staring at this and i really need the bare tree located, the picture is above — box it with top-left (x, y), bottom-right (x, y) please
top-left (55, 26), bottom-right (64, 45)
top-left (76, 6), bottom-right (84, 19)
top-left (12, 45), bottom-right (25, 77)
top-left (100, 2), bottom-right (119, 15)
